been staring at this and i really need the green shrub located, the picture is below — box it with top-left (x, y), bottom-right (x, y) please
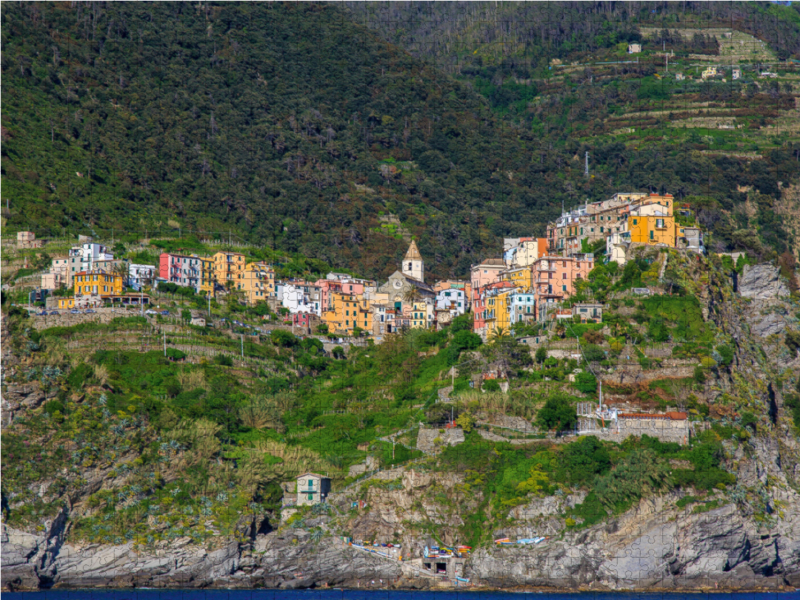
top-left (582, 344), bottom-right (605, 363)
top-left (557, 436), bottom-right (610, 486)
top-left (715, 344), bottom-right (734, 366)
top-left (536, 394), bottom-right (576, 432)
top-left (573, 371), bottom-right (597, 394)
top-left (214, 354), bottom-right (233, 366)
top-left (483, 379), bottom-right (501, 392)
top-left (535, 346), bottom-right (547, 364)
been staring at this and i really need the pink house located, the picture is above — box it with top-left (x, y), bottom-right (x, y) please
top-left (473, 280), bottom-right (514, 339)
top-left (470, 258), bottom-right (506, 311)
top-left (533, 254), bottom-right (594, 319)
top-left (313, 279), bottom-right (343, 312)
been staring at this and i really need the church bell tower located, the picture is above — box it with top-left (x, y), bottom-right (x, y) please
top-left (402, 240), bottom-right (424, 282)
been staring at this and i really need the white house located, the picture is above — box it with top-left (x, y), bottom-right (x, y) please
top-left (67, 243), bottom-right (114, 285)
top-left (435, 288), bottom-right (466, 317)
top-left (280, 283), bottom-right (321, 316)
top-left (295, 473), bottom-right (331, 506)
top-left (128, 263), bottom-right (156, 291)
top-left (509, 290), bottom-right (536, 325)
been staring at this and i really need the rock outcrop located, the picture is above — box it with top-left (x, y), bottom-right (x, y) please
top-left (739, 264), bottom-right (789, 299)
top-left (1, 524), bottom-right (403, 590)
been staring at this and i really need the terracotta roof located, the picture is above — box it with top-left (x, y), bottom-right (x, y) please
top-left (479, 258), bottom-right (507, 267)
top-left (404, 240), bottom-right (422, 260)
top-left (618, 412), bottom-right (687, 420)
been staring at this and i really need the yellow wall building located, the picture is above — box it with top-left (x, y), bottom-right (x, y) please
top-left (410, 300), bottom-right (431, 329)
top-left (627, 215), bottom-right (677, 246)
top-left (199, 257), bottom-right (215, 295)
top-left (500, 266), bottom-right (534, 289)
top-left (74, 271), bottom-right (123, 296)
top-left (213, 252), bottom-right (246, 288)
top-left (484, 290), bottom-right (512, 338)
top-left (240, 262), bottom-right (275, 305)
top-left (323, 292), bottom-right (372, 335)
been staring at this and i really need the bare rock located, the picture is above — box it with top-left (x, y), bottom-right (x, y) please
top-left (740, 264), bottom-right (789, 299)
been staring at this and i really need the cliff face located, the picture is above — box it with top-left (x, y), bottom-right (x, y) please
top-left (4, 491), bottom-right (799, 591)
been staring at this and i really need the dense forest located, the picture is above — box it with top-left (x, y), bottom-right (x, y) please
top-left (2, 2), bottom-right (800, 279)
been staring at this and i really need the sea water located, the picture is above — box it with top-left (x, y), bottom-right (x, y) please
top-left (3, 590), bottom-right (799, 600)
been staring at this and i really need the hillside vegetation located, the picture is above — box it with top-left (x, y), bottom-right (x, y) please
top-left (3, 2), bottom-right (800, 279)
top-left (4, 248), bottom-right (800, 552)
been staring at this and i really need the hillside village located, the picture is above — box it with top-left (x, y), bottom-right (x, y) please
top-left (22, 191), bottom-right (703, 346)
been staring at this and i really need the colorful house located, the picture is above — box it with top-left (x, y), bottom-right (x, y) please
top-left (74, 270), bottom-right (123, 297)
top-left (500, 266), bottom-right (534, 290)
top-left (159, 253), bottom-right (213, 294)
top-left (240, 262), bottom-right (274, 305)
top-left (532, 255), bottom-right (594, 319)
top-left (323, 292), bottom-right (372, 335)
top-left (213, 252), bottom-right (246, 288)
top-left (627, 195), bottom-right (676, 247)
top-left (435, 288), bottom-right (467, 317)
top-left (509, 290), bottom-right (536, 325)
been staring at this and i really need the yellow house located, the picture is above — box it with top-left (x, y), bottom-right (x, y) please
top-left (199, 257), bottom-right (215, 296)
top-left (240, 262), bottom-right (274, 305)
top-left (500, 266), bottom-right (534, 289)
top-left (484, 289), bottom-right (512, 338)
top-left (410, 300), bottom-right (431, 329)
top-left (323, 292), bottom-right (371, 335)
top-left (627, 214), bottom-right (676, 246)
top-left (58, 297), bottom-right (75, 309)
top-left (213, 252), bottom-right (245, 287)
top-left (74, 270), bottom-right (123, 296)
top-left (701, 66), bottom-right (717, 79)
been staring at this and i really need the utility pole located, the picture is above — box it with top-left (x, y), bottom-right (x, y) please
top-left (241, 334), bottom-right (244, 358)
top-left (208, 293), bottom-right (211, 317)
top-left (163, 330), bottom-right (166, 356)
top-left (584, 151), bottom-right (589, 178)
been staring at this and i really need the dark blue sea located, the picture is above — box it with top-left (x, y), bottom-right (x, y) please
top-left (4, 591), bottom-right (799, 600)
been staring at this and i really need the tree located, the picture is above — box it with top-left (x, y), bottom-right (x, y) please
top-left (182, 309), bottom-right (192, 322)
top-left (316, 323), bottom-right (329, 335)
top-left (451, 330), bottom-right (482, 352)
top-left (331, 346), bottom-right (345, 359)
top-left (535, 346), bottom-right (547, 364)
top-left (582, 344), bottom-right (605, 363)
top-left (456, 412), bottom-right (476, 433)
top-left (402, 286), bottom-right (422, 305)
top-left (483, 379), bottom-right (501, 392)
top-left (536, 394), bottom-right (576, 432)
top-left (271, 329), bottom-right (297, 348)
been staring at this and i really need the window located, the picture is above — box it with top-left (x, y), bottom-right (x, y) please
top-left (656, 218), bottom-right (665, 229)
top-left (650, 230), bottom-right (654, 240)
top-left (562, 273), bottom-right (567, 279)
top-left (600, 227), bottom-right (604, 233)
top-left (562, 285), bottom-right (567, 292)
top-left (633, 219), bottom-right (638, 225)
top-left (307, 494), bottom-right (313, 501)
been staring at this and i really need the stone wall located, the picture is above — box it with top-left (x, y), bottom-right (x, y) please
top-left (583, 417), bottom-right (691, 445)
top-left (416, 428), bottom-right (464, 453)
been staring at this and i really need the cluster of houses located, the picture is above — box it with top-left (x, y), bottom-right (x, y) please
top-left (30, 191), bottom-right (703, 339)
top-left (468, 192), bottom-right (703, 340)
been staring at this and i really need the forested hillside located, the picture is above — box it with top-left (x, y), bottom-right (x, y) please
top-left (3, 2), bottom-right (800, 279)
